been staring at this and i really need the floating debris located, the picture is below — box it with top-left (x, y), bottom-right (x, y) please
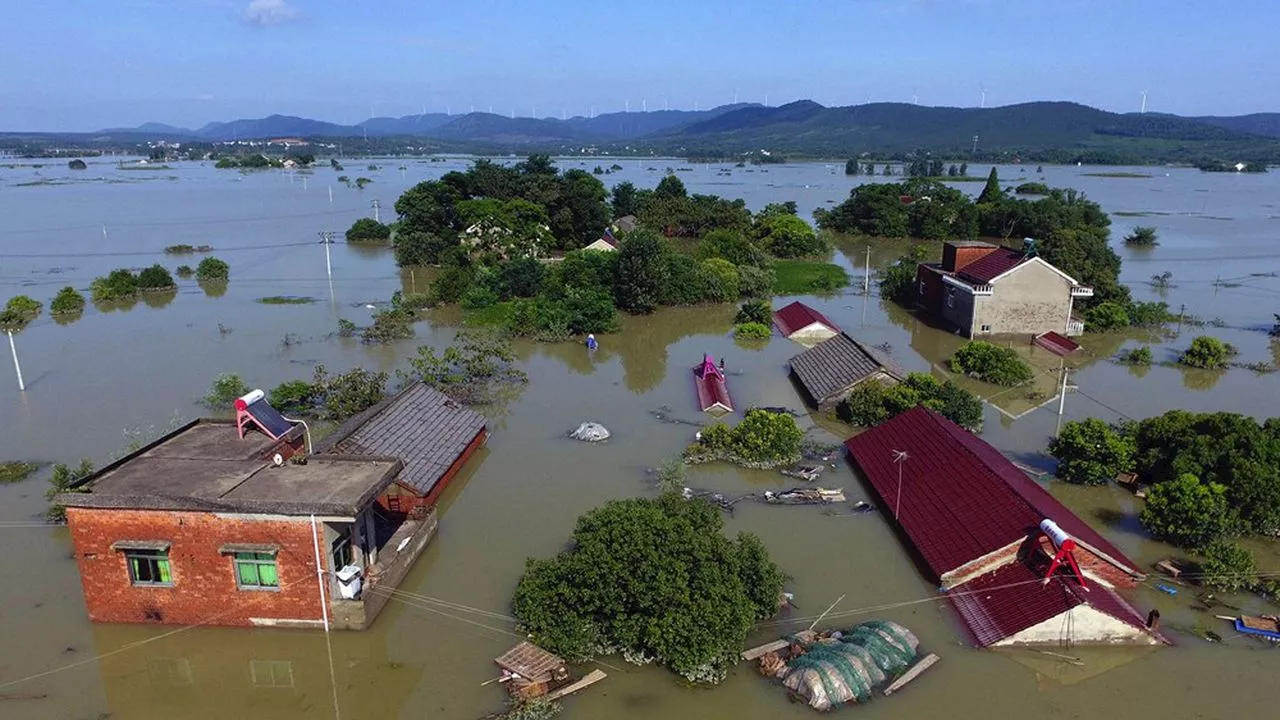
top-left (763, 487), bottom-right (846, 505)
top-left (779, 465), bottom-right (823, 482)
top-left (568, 422), bottom-right (610, 443)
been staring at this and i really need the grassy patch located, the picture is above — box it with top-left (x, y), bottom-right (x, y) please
top-left (256, 296), bottom-right (317, 305)
top-left (1080, 172), bottom-right (1152, 178)
top-left (772, 260), bottom-right (850, 294)
top-left (463, 301), bottom-right (515, 328)
top-left (0, 461), bottom-right (39, 484)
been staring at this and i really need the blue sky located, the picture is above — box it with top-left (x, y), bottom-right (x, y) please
top-left (2, 0), bottom-right (1276, 130)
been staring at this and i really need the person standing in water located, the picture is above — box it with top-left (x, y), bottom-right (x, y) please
top-left (586, 334), bottom-right (598, 350)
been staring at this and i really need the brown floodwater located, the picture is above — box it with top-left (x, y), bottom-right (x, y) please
top-left (2, 158), bottom-right (1279, 719)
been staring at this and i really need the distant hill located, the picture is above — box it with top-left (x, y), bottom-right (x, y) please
top-left (658, 100), bottom-right (1267, 161)
top-left (1192, 113), bottom-right (1280, 139)
top-left (48, 101), bottom-right (1280, 163)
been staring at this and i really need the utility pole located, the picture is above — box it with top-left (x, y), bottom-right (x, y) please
top-left (371, 199), bottom-right (381, 223)
top-left (318, 231), bottom-right (336, 281)
top-left (328, 185), bottom-right (333, 204)
top-left (972, 134), bottom-right (979, 154)
top-left (864, 246), bottom-right (872, 295)
top-left (7, 330), bottom-right (24, 392)
top-left (1177, 303), bottom-right (1186, 335)
top-left (1055, 363), bottom-right (1070, 436)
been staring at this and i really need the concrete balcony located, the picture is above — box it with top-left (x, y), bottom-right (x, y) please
top-left (1071, 286), bottom-right (1094, 297)
top-left (330, 509), bottom-right (438, 630)
top-left (1067, 318), bottom-right (1086, 336)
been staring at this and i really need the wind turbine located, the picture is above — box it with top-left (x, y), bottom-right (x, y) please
top-left (979, 85), bottom-right (987, 108)
top-left (1140, 90), bottom-right (1148, 114)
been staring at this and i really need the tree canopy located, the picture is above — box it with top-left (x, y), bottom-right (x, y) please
top-left (1048, 419), bottom-right (1134, 485)
top-left (948, 341), bottom-right (1034, 386)
top-left (512, 494), bottom-right (785, 683)
top-left (838, 373), bottom-right (984, 431)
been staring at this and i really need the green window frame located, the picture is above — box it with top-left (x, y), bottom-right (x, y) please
top-left (125, 549), bottom-right (172, 586)
top-left (234, 552), bottom-right (279, 590)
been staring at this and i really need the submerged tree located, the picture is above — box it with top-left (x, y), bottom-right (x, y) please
top-left (512, 494), bottom-right (785, 684)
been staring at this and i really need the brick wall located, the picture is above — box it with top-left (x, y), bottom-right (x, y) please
top-left (66, 507), bottom-right (331, 628)
top-left (942, 243), bottom-right (998, 273)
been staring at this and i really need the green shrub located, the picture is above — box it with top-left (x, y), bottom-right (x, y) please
top-left (1199, 540), bottom-right (1256, 592)
top-left (310, 365), bottom-right (387, 421)
top-left (1127, 301), bottom-right (1173, 328)
top-left (1048, 419), bottom-right (1135, 485)
top-left (756, 213), bottom-right (826, 258)
top-left (46, 459), bottom-right (95, 521)
top-left (1123, 226), bottom-right (1159, 247)
top-left (1014, 182), bottom-right (1051, 195)
top-left (949, 341), bottom-right (1034, 386)
top-left (196, 256), bottom-right (230, 281)
top-left (175, 265), bottom-right (194, 278)
top-left (699, 258), bottom-right (740, 302)
top-left (361, 309), bottom-right (414, 344)
top-left (729, 410), bottom-right (804, 464)
top-left (877, 246), bottom-right (928, 305)
top-left (164, 244), bottom-right (195, 254)
top-left (735, 300), bottom-right (772, 325)
top-left (1139, 473), bottom-right (1236, 548)
top-left (0, 462), bottom-right (39, 484)
top-left (50, 287), bottom-right (86, 315)
top-left (511, 495), bottom-right (784, 683)
top-left (1084, 301), bottom-right (1131, 331)
top-left (5, 295), bottom-right (42, 317)
top-left (1180, 336), bottom-right (1235, 369)
top-left (460, 284), bottom-right (499, 310)
top-left (205, 373), bottom-right (250, 408)
top-left (507, 297), bottom-right (572, 341)
top-left (656, 456), bottom-right (687, 494)
top-left (268, 380), bottom-right (315, 413)
top-left (837, 373), bottom-right (984, 430)
top-left (698, 423), bottom-right (733, 450)
top-left (1119, 346), bottom-right (1153, 365)
top-left (737, 265), bottom-right (775, 298)
top-left (137, 264), bottom-right (176, 290)
top-left (345, 217), bottom-right (392, 243)
top-left (90, 269), bottom-right (139, 302)
top-left (733, 322), bottom-right (771, 339)
top-left (433, 265), bottom-right (475, 303)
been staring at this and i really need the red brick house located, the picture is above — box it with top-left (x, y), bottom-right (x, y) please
top-left (57, 400), bottom-right (448, 631)
top-left (845, 407), bottom-right (1165, 647)
top-left (315, 382), bottom-right (488, 516)
top-left (915, 240), bottom-right (1093, 338)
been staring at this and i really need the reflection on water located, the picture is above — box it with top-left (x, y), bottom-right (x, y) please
top-left (2, 159), bottom-right (1280, 720)
top-left (1180, 366), bottom-right (1224, 391)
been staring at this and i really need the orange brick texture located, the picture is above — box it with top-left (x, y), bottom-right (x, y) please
top-left (66, 507), bottom-right (330, 627)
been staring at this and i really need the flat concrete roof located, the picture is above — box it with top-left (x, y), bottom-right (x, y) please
top-left (60, 420), bottom-right (401, 517)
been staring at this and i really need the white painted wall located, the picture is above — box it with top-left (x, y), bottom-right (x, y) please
top-left (997, 605), bottom-right (1159, 647)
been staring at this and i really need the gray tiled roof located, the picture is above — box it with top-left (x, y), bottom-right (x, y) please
top-left (318, 383), bottom-right (487, 496)
top-left (789, 332), bottom-right (906, 405)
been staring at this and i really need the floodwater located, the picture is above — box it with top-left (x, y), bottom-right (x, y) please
top-left (2, 157), bottom-right (1279, 719)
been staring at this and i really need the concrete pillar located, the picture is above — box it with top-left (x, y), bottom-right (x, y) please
top-left (365, 511), bottom-right (378, 566)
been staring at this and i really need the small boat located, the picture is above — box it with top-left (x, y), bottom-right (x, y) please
top-left (763, 487), bottom-right (846, 505)
top-left (693, 354), bottom-right (733, 413)
top-left (1233, 615), bottom-right (1280, 641)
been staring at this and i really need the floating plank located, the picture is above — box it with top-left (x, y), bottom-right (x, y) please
top-left (545, 669), bottom-right (607, 701)
top-left (741, 639), bottom-right (790, 662)
top-left (883, 653), bottom-right (940, 696)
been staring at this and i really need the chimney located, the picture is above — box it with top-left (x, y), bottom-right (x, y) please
top-left (942, 241), bottom-right (999, 272)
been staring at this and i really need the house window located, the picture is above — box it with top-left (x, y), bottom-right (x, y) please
top-left (981, 324), bottom-right (992, 332)
top-left (250, 660), bottom-right (294, 688)
top-left (126, 549), bottom-right (173, 586)
top-left (946, 292), bottom-right (954, 309)
top-left (331, 529), bottom-right (353, 571)
top-left (234, 552), bottom-right (279, 590)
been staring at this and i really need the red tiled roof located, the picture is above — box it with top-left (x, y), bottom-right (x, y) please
top-left (773, 301), bottom-right (840, 338)
top-left (843, 407), bottom-right (1139, 582)
top-left (957, 247), bottom-right (1026, 284)
top-left (947, 561), bottom-right (1151, 646)
top-left (694, 360), bottom-right (733, 412)
top-left (1034, 331), bottom-right (1080, 356)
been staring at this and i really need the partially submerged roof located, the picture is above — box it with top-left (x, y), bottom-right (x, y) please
top-left (773, 301), bottom-right (840, 338)
top-left (317, 382), bottom-right (487, 496)
top-left (947, 561), bottom-right (1153, 647)
top-left (789, 332), bottom-right (906, 406)
top-left (957, 247), bottom-right (1027, 284)
top-left (60, 420), bottom-right (399, 517)
top-left (495, 642), bottom-right (566, 682)
top-left (1034, 331), bottom-right (1080, 356)
top-left (843, 407), bottom-right (1139, 582)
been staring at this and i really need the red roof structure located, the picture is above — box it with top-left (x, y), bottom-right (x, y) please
top-left (1033, 330), bottom-right (1080, 356)
top-left (957, 247), bottom-right (1026, 284)
top-left (947, 562), bottom-right (1151, 647)
top-left (844, 407), bottom-right (1161, 647)
top-left (693, 354), bottom-right (733, 413)
top-left (773, 301), bottom-right (840, 338)
top-left (844, 407), bottom-right (1137, 583)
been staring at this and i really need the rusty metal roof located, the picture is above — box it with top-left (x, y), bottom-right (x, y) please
top-left (318, 382), bottom-right (487, 496)
top-left (789, 332), bottom-right (906, 406)
top-left (843, 407), bottom-right (1139, 582)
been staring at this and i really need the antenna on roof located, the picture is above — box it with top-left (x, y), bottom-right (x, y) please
top-left (891, 450), bottom-right (910, 520)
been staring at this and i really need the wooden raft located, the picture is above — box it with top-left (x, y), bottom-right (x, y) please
top-left (883, 653), bottom-right (940, 696)
top-left (545, 669), bottom-right (607, 701)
